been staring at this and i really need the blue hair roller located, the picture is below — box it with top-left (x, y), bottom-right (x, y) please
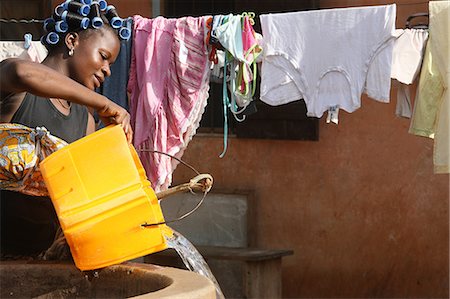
top-left (61, 0), bottom-right (71, 9)
top-left (80, 4), bottom-right (91, 16)
top-left (54, 4), bottom-right (65, 17)
top-left (89, 2), bottom-right (103, 29)
top-left (97, 0), bottom-right (107, 11)
top-left (110, 17), bottom-right (123, 29)
top-left (55, 20), bottom-right (69, 33)
top-left (106, 5), bottom-right (122, 29)
top-left (44, 18), bottom-right (55, 32)
top-left (119, 27), bottom-right (131, 40)
top-left (91, 16), bottom-right (103, 28)
top-left (81, 0), bottom-right (92, 4)
top-left (64, 0), bottom-right (90, 16)
top-left (61, 10), bottom-right (90, 30)
top-left (80, 17), bottom-right (90, 29)
top-left (46, 32), bottom-right (60, 45)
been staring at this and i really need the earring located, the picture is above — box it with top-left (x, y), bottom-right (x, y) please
top-left (68, 48), bottom-right (74, 57)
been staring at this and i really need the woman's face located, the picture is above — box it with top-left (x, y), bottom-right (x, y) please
top-left (68, 28), bottom-right (120, 90)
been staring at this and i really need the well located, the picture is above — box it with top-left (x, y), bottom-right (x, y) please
top-left (0, 261), bottom-right (215, 299)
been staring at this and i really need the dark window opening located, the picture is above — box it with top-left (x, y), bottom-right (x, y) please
top-left (0, 0), bottom-right (52, 40)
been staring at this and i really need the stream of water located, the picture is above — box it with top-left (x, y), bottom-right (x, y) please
top-left (165, 229), bottom-right (225, 299)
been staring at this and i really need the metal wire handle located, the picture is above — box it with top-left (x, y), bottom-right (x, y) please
top-left (137, 149), bottom-right (213, 228)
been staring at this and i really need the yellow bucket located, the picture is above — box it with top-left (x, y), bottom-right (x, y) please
top-left (40, 125), bottom-right (172, 271)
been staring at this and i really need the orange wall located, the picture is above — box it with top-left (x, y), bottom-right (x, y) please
top-left (172, 0), bottom-right (449, 298)
top-left (101, 0), bottom-right (152, 18)
top-left (47, 0), bottom-right (449, 297)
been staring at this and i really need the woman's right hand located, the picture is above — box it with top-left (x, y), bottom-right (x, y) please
top-left (97, 100), bottom-right (133, 143)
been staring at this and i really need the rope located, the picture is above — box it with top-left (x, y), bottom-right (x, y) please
top-left (0, 18), bottom-right (44, 23)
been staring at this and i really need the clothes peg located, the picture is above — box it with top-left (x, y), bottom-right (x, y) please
top-left (406, 12), bottom-right (429, 29)
top-left (23, 33), bottom-right (32, 49)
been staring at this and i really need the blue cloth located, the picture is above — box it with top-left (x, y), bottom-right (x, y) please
top-left (96, 19), bottom-right (133, 126)
top-left (99, 38), bottom-right (132, 111)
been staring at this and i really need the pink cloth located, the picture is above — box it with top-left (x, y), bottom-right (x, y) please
top-left (128, 15), bottom-right (211, 191)
top-left (242, 16), bottom-right (261, 63)
top-left (239, 16), bottom-right (262, 95)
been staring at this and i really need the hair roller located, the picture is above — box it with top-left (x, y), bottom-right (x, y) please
top-left (43, 32), bottom-right (60, 45)
top-left (54, 3), bottom-right (66, 17)
top-left (65, 1), bottom-right (90, 16)
top-left (88, 2), bottom-right (103, 28)
top-left (60, 0), bottom-right (71, 10)
top-left (52, 11), bottom-right (63, 23)
top-left (96, 0), bottom-right (108, 11)
top-left (55, 20), bottom-right (69, 33)
top-left (62, 10), bottom-right (90, 30)
top-left (44, 18), bottom-right (56, 32)
top-left (105, 5), bottom-right (123, 29)
top-left (119, 26), bottom-right (131, 41)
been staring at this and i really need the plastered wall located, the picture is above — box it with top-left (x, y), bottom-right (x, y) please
top-left (172, 0), bottom-right (449, 297)
top-left (45, 0), bottom-right (448, 297)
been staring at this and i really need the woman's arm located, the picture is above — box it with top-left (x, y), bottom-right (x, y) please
top-left (86, 112), bottom-right (96, 135)
top-left (0, 58), bottom-right (132, 142)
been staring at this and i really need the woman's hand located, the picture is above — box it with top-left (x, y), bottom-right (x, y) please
top-left (97, 100), bottom-right (133, 143)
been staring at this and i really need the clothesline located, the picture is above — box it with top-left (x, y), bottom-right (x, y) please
top-left (0, 1), bottom-right (430, 24)
top-left (0, 18), bottom-right (44, 23)
top-left (1, 2), bottom-right (447, 184)
top-left (0, 17), bottom-right (134, 24)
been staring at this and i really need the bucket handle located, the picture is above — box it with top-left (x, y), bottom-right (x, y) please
top-left (137, 149), bottom-right (213, 228)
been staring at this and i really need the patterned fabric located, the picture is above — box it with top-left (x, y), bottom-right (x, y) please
top-left (0, 41), bottom-right (48, 62)
top-left (128, 15), bottom-right (211, 191)
top-left (0, 123), bottom-right (67, 196)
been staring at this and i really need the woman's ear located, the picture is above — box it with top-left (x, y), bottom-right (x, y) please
top-left (65, 32), bottom-right (79, 51)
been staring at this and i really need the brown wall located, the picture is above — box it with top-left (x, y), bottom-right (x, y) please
top-left (100, 0), bottom-right (152, 18)
top-left (41, 0), bottom-right (449, 297)
top-left (172, 0), bottom-right (449, 298)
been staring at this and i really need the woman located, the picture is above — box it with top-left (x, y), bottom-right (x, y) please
top-left (0, 0), bottom-right (132, 257)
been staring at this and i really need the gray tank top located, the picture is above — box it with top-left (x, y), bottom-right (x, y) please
top-left (11, 93), bottom-right (88, 143)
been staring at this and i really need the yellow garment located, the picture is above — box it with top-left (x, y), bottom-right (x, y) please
top-left (0, 123), bottom-right (68, 196)
top-left (409, 45), bottom-right (443, 138)
top-left (410, 1), bottom-right (449, 173)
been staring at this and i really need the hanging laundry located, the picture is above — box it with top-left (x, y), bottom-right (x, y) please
top-left (97, 18), bottom-right (133, 115)
top-left (394, 83), bottom-right (413, 118)
top-left (391, 29), bottom-right (428, 118)
top-left (214, 14), bottom-right (246, 63)
top-left (0, 40), bottom-right (48, 62)
top-left (409, 1), bottom-right (449, 174)
top-left (391, 29), bottom-right (429, 85)
top-left (209, 13), bottom-right (262, 157)
top-left (236, 13), bottom-right (263, 107)
top-left (259, 5), bottom-right (397, 124)
top-left (127, 15), bottom-right (211, 191)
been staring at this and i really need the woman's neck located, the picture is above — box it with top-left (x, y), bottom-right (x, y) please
top-left (41, 53), bottom-right (70, 77)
